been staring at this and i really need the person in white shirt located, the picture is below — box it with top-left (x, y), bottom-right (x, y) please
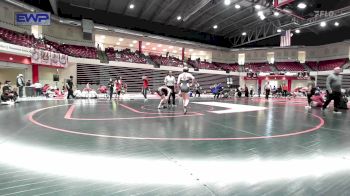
top-left (177, 67), bottom-right (195, 114)
top-left (164, 71), bottom-right (176, 107)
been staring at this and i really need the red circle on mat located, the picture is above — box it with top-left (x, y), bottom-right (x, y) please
top-left (28, 104), bottom-right (325, 141)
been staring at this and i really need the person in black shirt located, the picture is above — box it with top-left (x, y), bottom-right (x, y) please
top-left (107, 78), bottom-right (114, 100)
top-left (66, 76), bottom-right (75, 99)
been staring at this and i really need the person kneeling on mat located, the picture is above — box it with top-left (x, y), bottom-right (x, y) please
top-left (156, 85), bottom-right (172, 109)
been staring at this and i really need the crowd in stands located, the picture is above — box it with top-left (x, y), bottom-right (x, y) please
top-left (0, 27), bottom-right (349, 72)
top-left (150, 54), bottom-right (183, 67)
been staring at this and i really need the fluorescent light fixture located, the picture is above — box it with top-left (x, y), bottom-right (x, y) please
top-left (320, 21), bottom-right (326, 27)
top-left (242, 32), bottom-right (247, 36)
top-left (235, 4), bottom-right (241, 9)
top-left (224, 0), bottom-right (231, 6)
top-left (277, 29), bottom-right (282, 33)
top-left (213, 25), bottom-right (218, 29)
top-left (334, 22), bottom-right (339, 26)
top-left (129, 4), bottom-right (135, 9)
top-left (177, 16), bottom-right (182, 21)
top-left (295, 29), bottom-right (300, 33)
top-left (297, 2), bottom-right (306, 9)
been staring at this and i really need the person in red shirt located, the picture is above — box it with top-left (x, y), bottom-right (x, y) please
top-left (114, 76), bottom-right (122, 100)
top-left (311, 91), bottom-right (325, 107)
top-left (142, 76), bottom-right (149, 101)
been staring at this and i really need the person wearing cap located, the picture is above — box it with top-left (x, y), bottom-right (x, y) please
top-left (16, 74), bottom-right (25, 98)
top-left (177, 67), bottom-right (195, 114)
top-left (322, 67), bottom-right (342, 113)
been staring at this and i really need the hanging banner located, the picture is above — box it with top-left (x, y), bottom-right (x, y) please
top-left (31, 49), bottom-right (68, 68)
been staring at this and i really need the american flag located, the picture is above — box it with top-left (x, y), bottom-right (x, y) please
top-left (280, 30), bottom-right (291, 47)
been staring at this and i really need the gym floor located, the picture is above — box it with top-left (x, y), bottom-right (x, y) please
top-left (0, 97), bottom-right (350, 195)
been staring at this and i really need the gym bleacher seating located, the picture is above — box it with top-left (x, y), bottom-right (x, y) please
top-left (306, 59), bottom-right (347, 71)
top-left (149, 54), bottom-right (182, 67)
top-left (244, 63), bottom-right (271, 72)
top-left (275, 62), bottom-right (305, 71)
top-left (213, 62), bottom-right (239, 71)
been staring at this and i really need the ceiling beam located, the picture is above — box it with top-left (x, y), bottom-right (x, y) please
top-left (138, 0), bottom-right (158, 19)
top-left (149, 0), bottom-right (175, 21)
top-left (192, 0), bottom-right (246, 30)
top-left (105, 0), bottom-right (112, 12)
top-left (163, 0), bottom-right (185, 24)
top-left (180, 0), bottom-right (220, 28)
top-left (49, 0), bottom-right (58, 15)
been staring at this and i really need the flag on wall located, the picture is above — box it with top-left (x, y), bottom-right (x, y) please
top-left (280, 30), bottom-right (291, 47)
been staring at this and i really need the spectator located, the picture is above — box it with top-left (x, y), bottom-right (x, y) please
top-left (107, 78), bottom-right (114, 100)
top-left (194, 82), bottom-right (201, 97)
top-left (16, 74), bottom-right (25, 98)
top-left (33, 82), bottom-right (43, 96)
top-left (264, 82), bottom-right (271, 100)
top-left (66, 76), bottom-right (75, 99)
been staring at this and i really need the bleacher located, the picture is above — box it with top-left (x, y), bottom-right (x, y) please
top-left (149, 54), bottom-right (182, 67)
top-left (306, 59), bottom-right (348, 71)
top-left (116, 49), bottom-right (147, 64)
top-left (213, 62), bottom-right (239, 71)
top-left (244, 63), bottom-right (271, 72)
top-left (275, 62), bottom-right (305, 71)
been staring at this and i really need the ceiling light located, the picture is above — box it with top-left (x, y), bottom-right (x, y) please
top-left (297, 3), bottom-right (306, 9)
top-left (132, 40), bottom-right (137, 44)
top-left (334, 22), bottom-right (339, 27)
top-left (146, 42), bottom-right (150, 45)
top-left (255, 5), bottom-right (261, 9)
top-left (224, 0), bottom-right (231, 6)
top-left (277, 29), bottom-right (282, 33)
top-left (177, 16), bottom-right (182, 21)
top-left (259, 15), bottom-right (266, 20)
top-left (274, 12), bottom-right (279, 16)
top-left (157, 44), bottom-right (162, 47)
top-left (169, 46), bottom-right (174, 49)
top-left (9, 57), bottom-right (13, 60)
top-left (213, 25), bottom-right (218, 29)
top-left (189, 49), bottom-right (193, 52)
top-left (118, 38), bottom-right (124, 41)
top-left (116, 42), bottom-right (120, 45)
top-left (295, 29), bottom-right (300, 33)
top-left (320, 21), bottom-right (326, 27)
top-left (152, 47), bottom-right (156, 50)
top-left (257, 11), bottom-right (264, 16)
top-left (235, 4), bottom-right (241, 9)
top-left (162, 49), bottom-right (167, 52)
top-left (129, 4), bottom-right (135, 9)
top-left (173, 50), bottom-right (177, 53)
top-left (178, 47), bottom-right (182, 50)
top-left (101, 35), bottom-right (106, 39)
top-left (129, 44), bottom-right (134, 47)
top-left (242, 32), bottom-right (247, 36)
top-left (141, 46), bottom-right (146, 49)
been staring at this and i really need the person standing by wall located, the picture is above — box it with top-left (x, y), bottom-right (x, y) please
top-left (322, 67), bottom-right (342, 113)
top-left (194, 82), bottom-right (201, 97)
top-left (16, 74), bottom-right (25, 98)
top-left (164, 71), bottom-right (176, 107)
top-left (264, 82), bottom-right (271, 100)
top-left (66, 76), bottom-right (75, 99)
top-left (107, 78), bottom-right (114, 100)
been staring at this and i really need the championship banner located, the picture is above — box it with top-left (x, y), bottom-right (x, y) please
top-left (31, 49), bottom-right (68, 68)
